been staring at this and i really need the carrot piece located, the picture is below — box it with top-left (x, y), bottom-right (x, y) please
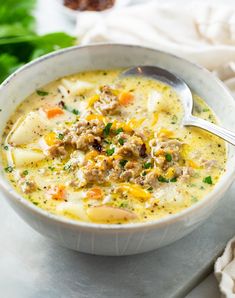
top-left (87, 187), bottom-right (103, 200)
top-left (46, 107), bottom-right (64, 119)
top-left (48, 185), bottom-right (66, 200)
top-left (119, 92), bottom-right (134, 106)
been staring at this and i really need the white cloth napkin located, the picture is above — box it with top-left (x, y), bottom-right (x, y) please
top-left (75, 2), bottom-right (235, 296)
top-left (76, 0), bottom-right (235, 95)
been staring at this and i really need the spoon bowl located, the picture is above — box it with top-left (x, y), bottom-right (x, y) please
top-left (122, 65), bottom-right (235, 145)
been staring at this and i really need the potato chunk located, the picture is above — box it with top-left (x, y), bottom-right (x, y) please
top-left (87, 206), bottom-right (137, 223)
top-left (61, 79), bottom-right (94, 96)
top-left (147, 90), bottom-right (162, 112)
top-left (57, 202), bottom-right (89, 221)
top-left (10, 112), bottom-right (47, 145)
top-left (12, 148), bottom-right (45, 167)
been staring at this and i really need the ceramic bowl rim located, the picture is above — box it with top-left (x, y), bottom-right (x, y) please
top-left (0, 43), bottom-right (235, 231)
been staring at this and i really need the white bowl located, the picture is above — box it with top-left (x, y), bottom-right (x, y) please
top-left (0, 44), bottom-right (235, 256)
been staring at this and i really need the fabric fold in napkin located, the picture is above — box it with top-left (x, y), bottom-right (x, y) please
top-left (76, 0), bottom-right (235, 95)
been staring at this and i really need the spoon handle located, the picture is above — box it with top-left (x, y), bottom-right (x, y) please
top-left (183, 116), bottom-right (235, 146)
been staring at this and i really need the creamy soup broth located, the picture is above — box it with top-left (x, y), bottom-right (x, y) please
top-left (1, 69), bottom-right (226, 224)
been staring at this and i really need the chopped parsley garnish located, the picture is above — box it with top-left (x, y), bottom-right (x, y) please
top-left (119, 201), bottom-right (128, 209)
top-left (171, 115), bottom-right (178, 124)
top-left (147, 187), bottom-right (153, 192)
top-left (71, 108), bottom-right (79, 115)
top-left (158, 176), bottom-right (177, 183)
top-left (57, 133), bottom-right (64, 140)
top-left (106, 148), bottom-right (115, 156)
top-left (104, 139), bottom-right (112, 145)
top-left (103, 123), bottom-right (113, 137)
top-left (48, 166), bottom-right (55, 171)
top-left (118, 138), bottom-right (125, 145)
top-left (119, 159), bottom-right (128, 168)
top-left (191, 196), bottom-right (198, 203)
top-left (158, 176), bottom-right (169, 183)
top-left (165, 153), bottom-right (172, 162)
top-left (22, 170), bottom-right (29, 176)
top-left (36, 90), bottom-right (49, 96)
top-left (143, 162), bottom-right (152, 169)
top-left (4, 166), bottom-right (13, 173)
top-left (62, 104), bottom-right (80, 115)
top-left (142, 171), bottom-right (147, 176)
top-left (115, 128), bottom-right (123, 135)
top-left (3, 145), bottom-right (8, 150)
top-left (64, 164), bottom-right (71, 170)
top-left (203, 176), bottom-right (213, 184)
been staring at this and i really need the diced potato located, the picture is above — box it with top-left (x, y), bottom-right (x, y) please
top-left (71, 150), bottom-right (85, 164)
top-left (87, 206), bottom-right (137, 223)
top-left (57, 202), bottom-right (89, 221)
top-left (12, 148), bottom-right (45, 167)
top-left (61, 79), bottom-right (94, 96)
top-left (76, 169), bottom-right (87, 187)
top-left (10, 112), bottom-right (47, 145)
top-left (147, 90), bottom-right (162, 112)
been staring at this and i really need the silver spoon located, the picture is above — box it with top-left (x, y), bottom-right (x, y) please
top-left (122, 66), bottom-right (235, 145)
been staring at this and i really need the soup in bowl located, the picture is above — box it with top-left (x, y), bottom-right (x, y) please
top-left (0, 44), bottom-right (234, 255)
top-left (1, 70), bottom-right (226, 224)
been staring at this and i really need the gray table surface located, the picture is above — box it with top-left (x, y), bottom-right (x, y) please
top-left (1, 182), bottom-right (235, 298)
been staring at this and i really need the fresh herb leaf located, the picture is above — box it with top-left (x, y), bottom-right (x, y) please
top-left (62, 104), bottom-right (80, 115)
top-left (0, 54), bottom-right (22, 82)
top-left (104, 139), bottom-right (112, 145)
top-left (165, 153), bottom-right (172, 162)
top-left (4, 166), bottom-right (13, 173)
top-left (118, 138), bottom-right (125, 145)
top-left (203, 176), bottom-right (213, 184)
top-left (0, 0), bottom-right (75, 84)
top-left (48, 166), bottom-right (55, 171)
top-left (22, 170), bottom-right (29, 176)
top-left (191, 196), bottom-right (198, 203)
top-left (147, 187), bottom-right (153, 192)
top-left (158, 176), bottom-right (177, 183)
top-left (158, 176), bottom-right (168, 183)
top-left (143, 162), bottom-right (152, 169)
top-left (106, 148), bottom-right (115, 156)
top-left (119, 159), bottom-right (128, 168)
top-left (3, 145), bottom-right (8, 150)
top-left (171, 115), bottom-right (178, 124)
top-left (36, 90), bottom-right (49, 96)
top-left (115, 128), bottom-right (123, 135)
top-left (142, 171), bottom-right (147, 176)
top-left (71, 108), bottom-right (79, 115)
top-left (57, 133), bottom-right (64, 140)
top-left (29, 33), bottom-right (76, 60)
top-left (119, 201), bottom-right (128, 209)
top-left (64, 164), bottom-right (71, 171)
top-left (103, 123), bottom-right (112, 137)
